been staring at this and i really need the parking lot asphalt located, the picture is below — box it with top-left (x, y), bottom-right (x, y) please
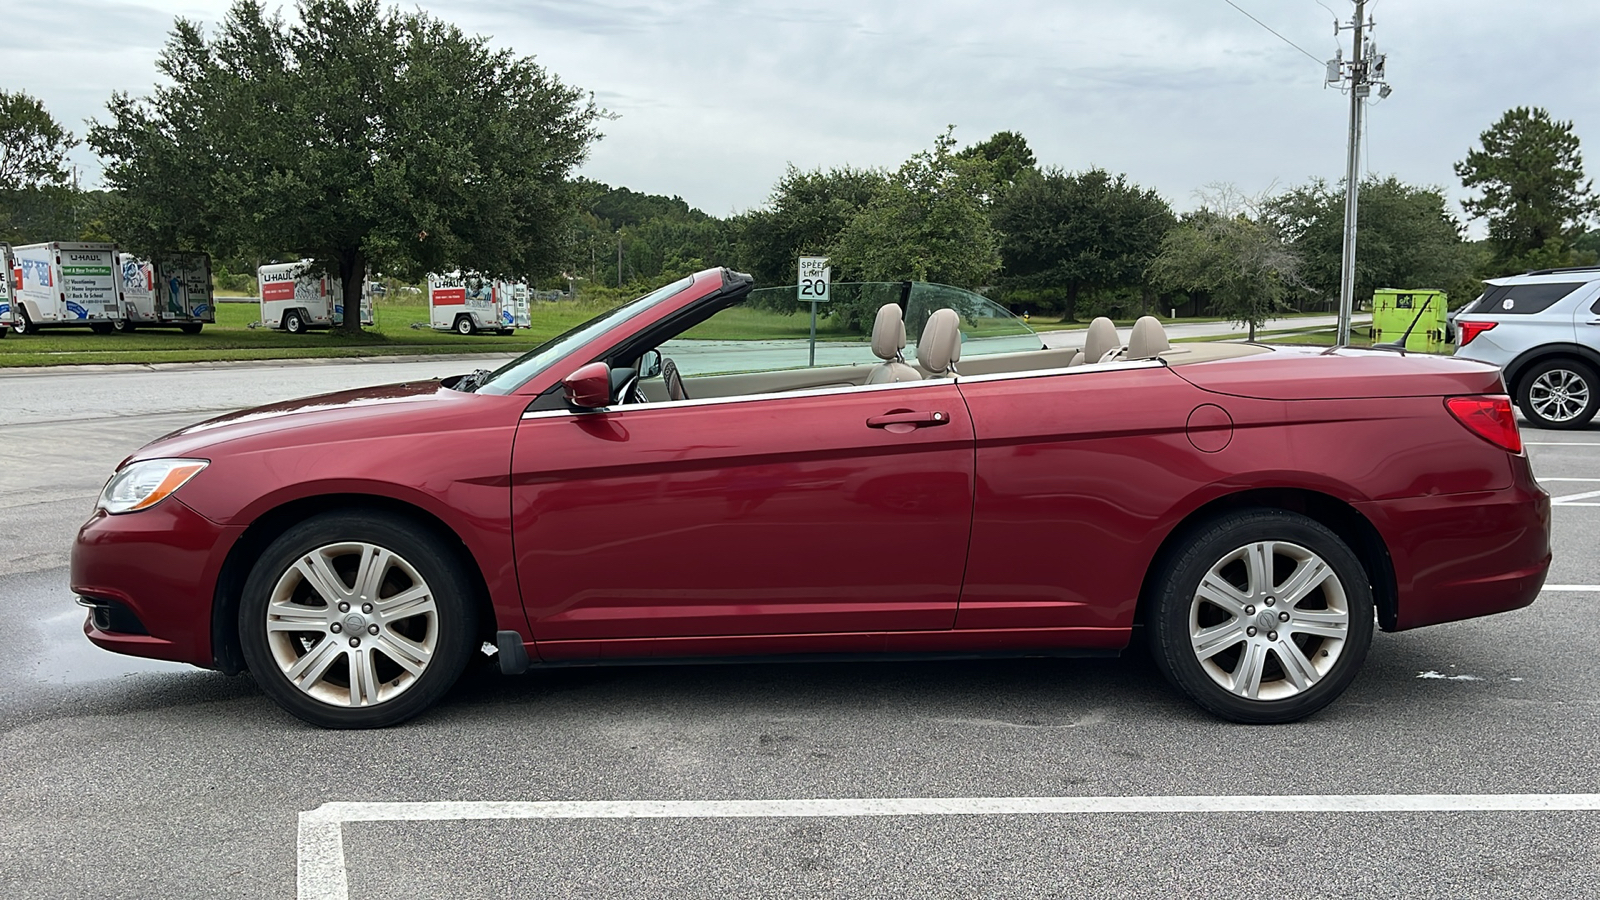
top-left (1, 357), bottom-right (1597, 899)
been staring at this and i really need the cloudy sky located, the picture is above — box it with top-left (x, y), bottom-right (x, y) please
top-left (5, 0), bottom-right (1598, 230)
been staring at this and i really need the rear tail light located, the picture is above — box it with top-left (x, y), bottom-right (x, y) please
top-left (1457, 320), bottom-right (1497, 347)
top-left (1446, 395), bottom-right (1522, 454)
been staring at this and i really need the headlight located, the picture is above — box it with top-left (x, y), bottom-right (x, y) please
top-left (98, 459), bottom-right (209, 514)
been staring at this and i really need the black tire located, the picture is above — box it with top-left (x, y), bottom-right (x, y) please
top-left (238, 511), bottom-right (480, 728)
top-left (454, 315), bottom-right (476, 336)
top-left (180, 323), bottom-right (203, 335)
top-left (1147, 509), bottom-right (1374, 724)
top-left (1516, 359), bottom-right (1599, 430)
top-left (89, 322), bottom-right (114, 335)
top-left (112, 318), bottom-right (138, 334)
top-left (11, 307), bottom-right (31, 335)
top-left (284, 311), bottom-right (306, 334)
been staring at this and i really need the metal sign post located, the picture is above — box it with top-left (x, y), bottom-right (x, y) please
top-left (798, 256), bottom-right (830, 366)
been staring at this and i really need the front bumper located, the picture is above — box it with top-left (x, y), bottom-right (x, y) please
top-left (1357, 456), bottom-right (1551, 631)
top-left (70, 498), bottom-right (241, 667)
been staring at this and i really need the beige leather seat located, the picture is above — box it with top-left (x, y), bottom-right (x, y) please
top-left (917, 308), bottom-right (963, 377)
top-left (1125, 316), bottom-right (1171, 360)
top-left (1069, 316), bottom-right (1120, 366)
top-left (866, 304), bottom-right (920, 384)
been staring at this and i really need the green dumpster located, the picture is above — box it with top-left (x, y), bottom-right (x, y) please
top-left (1371, 288), bottom-right (1448, 352)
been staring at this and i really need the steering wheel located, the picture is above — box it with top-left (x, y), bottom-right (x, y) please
top-left (662, 357), bottom-right (689, 401)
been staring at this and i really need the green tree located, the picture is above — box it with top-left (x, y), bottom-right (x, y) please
top-left (0, 90), bottom-right (77, 189)
top-left (0, 90), bottom-right (84, 244)
top-left (1265, 176), bottom-right (1477, 309)
top-left (829, 128), bottom-right (999, 331)
top-left (89, 0), bottom-right (602, 334)
top-left (1455, 107), bottom-right (1598, 273)
top-left (958, 130), bottom-right (1036, 194)
top-left (1148, 191), bottom-right (1300, 340)
top-left (992, 167), bottom-right (1175, 321)
top-left (729, 164), bottom-right (885, 287)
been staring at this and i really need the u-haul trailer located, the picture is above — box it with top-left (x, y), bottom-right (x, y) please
top-left (257, 260), bottom-right (374, 333)
top-left (0, 243), bottom-right (15, 337)
top-left (117, 252), bottom-right (215, 334)
top-left (428, 274), bottom-right (514, 335)
top-left (7, 242), bottom-right (123, 334)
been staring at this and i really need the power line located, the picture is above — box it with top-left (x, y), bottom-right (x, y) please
top-left (1220, 0), bottom-right (1325, 66)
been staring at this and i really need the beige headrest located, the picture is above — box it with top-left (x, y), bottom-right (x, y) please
top-left (871, 304), bottom-right (906, 361)
top-left (918, 308), bottom-right (963, 375)
top-left (1126, 316), bottom-right (1171, 360)
top-left (1083, 317), bottom-right (1120, 365)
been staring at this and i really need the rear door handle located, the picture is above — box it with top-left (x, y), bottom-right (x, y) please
top-left (866, 410), bottom-right (951, 428)
top-left (1585, 319), bottom-right (1600, 326)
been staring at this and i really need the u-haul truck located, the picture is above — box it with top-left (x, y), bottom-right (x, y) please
top-left (8, 242), bottom-right (123, 334)
top-left (428, 273), bottom-right (514, 335)
top-left (119, 251), bottom-right (216, 333)
top-left (257, 260), bottom-right (374, 333)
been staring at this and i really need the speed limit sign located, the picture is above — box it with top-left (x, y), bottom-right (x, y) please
top-left (798, 256), bottom-right (830, 303)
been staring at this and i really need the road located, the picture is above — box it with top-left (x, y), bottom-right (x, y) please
top-left (3, 343), bottom-right (1593, 900)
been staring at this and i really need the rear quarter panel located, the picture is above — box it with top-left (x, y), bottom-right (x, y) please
top-left (955, 360), bottom-right (1524, 638)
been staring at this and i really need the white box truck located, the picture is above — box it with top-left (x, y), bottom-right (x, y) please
top-left (257, 260), bottom-right (374, 333)
top-left (428, 273), bottom-right (514, 335)
top-left (119, 251), bottom-right (216, 334)
top-left (8, 242), bottom-right (123, 334)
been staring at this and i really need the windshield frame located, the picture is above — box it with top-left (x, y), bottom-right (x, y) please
top-left (473, 275), bottom-right (698, 395)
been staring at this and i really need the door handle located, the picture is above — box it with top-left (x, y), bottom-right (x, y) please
top-left (866, 410), bottom-right (951, 428)
top-left (1585, 319), bottom-right (1600, 326)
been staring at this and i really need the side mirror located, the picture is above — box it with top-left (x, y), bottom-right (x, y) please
top-left (638, 349), bottom-right (663, 380)
top-left (562, 362), bottom-right (612, 410)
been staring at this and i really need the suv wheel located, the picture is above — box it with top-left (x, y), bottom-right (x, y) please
top-left (1517, 359), bottom-right (1599, 429)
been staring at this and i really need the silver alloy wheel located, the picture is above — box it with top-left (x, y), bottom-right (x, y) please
top-left (1529, 368), bottom-right (1591, 423)
top-left (1188, 540), bottom-right (1350, 701)
top-left (264, 541), bottom-right (439, 708)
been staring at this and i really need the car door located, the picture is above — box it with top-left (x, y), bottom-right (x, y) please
top-left (953, 363), bottom-right (1214, 646)
top-left (509, 380), bottom-right (975, 657)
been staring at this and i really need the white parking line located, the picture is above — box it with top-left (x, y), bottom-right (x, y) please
top-left (1526, 442), bottom-right (1600, 447)
top-left (1539, 477), bottom-right (1600, 482)
top-left (1549, 489), bottom-right (1600, 504)
top-left (297, 794), bottom-right (1600, 899)
top-left (1543, 585), bottom-right (1600, 592)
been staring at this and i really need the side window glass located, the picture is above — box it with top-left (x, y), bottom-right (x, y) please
top-left (903, 283), bottom-right (1042, 363)
top-left (1487, 281), bottom-right (1586, 315)
top-left (658, 293), bottom-right (879, 377)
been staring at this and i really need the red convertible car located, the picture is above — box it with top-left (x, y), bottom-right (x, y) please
top-left (72, 268), bottom-right (1550, 727)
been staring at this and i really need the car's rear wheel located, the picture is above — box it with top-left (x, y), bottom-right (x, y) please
top-left (455, 315), bottom-right (475, 335)
top-left (1517, 359), bottom-right (1598, 429)
top-left (112, 318), bottom-right (137, 333)
top-left (284, 311), bottom-right (306, 334)
top-left (1147, 509), bottom-right (1373, 723)
top-left (180, 323), bottom-right (203, 335)
top-left (238, 512), bottom-right (478, 728)
top-left (11, 307), bottom-right (31, 335)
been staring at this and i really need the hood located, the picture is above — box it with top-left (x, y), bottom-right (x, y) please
top-left (1173, 346), bottom-right (1507, 400)
top-left (130, 379), bottom-right (504, 462)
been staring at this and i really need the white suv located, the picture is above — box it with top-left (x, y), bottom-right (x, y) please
top-left (1453, 266), bottom-right (1600, 429)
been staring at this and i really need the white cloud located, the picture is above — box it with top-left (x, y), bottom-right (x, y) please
top-left (4, 0), bottom-right (1597, 231)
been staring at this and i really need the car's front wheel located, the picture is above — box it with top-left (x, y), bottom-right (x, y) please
top-left (238, 512), bottom-right (479, 728)
top-left (1147, 509), bottom-right (1374, 723)
top-left (1517, 359), bottom-right (1599, 429)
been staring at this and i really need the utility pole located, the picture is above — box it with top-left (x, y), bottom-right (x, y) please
top-left (616, 233), bottom-right (623, 288)
top-left (1329, 0), bottom-right (1390, 346)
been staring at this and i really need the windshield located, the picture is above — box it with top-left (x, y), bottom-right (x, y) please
top-left (473, 276), bottom-right (695, 394)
